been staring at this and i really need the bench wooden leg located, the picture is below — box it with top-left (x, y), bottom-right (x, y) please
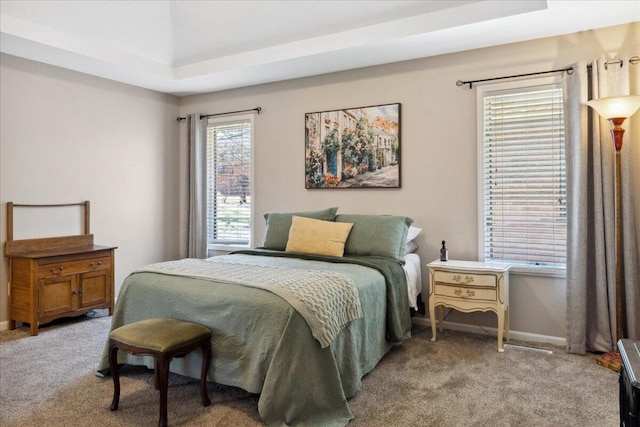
top-left (200, 340), bottom-right (211, 406)
top-left (108, 344), bottom-right (120, 411)
top-left (154, 358), bottom-right (159, 390)
top-left (157, 355), bottom-right (171, 427)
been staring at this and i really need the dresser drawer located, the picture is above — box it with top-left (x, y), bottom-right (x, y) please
top-left (434, 283), bottom-right (497, 301)
top-left (433, 270), bottom-right (497, 287)
top-left (38, 256), bottom-right (112, 278)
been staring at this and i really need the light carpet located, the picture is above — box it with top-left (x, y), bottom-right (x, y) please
top-left (0, 311), bottom-right (618, 426)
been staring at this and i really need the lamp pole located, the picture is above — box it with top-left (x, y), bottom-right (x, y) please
top-left (610, 116), bottom-right (626, 344)
top-left (587, 94), bottom-right (640, 371)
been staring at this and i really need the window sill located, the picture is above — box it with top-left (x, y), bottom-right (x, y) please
top-left (509, 265), bottom-right (566, 278)
top-left (207, 244), bottom-right (250, 257)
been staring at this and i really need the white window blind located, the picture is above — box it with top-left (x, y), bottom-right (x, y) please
top-left (481, 83), bottom-right (566, 269)
top-left (206, 117), bottom-right (252, 247)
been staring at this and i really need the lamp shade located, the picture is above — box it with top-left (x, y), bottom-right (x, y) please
top-left (587, 95), bottom-right (640, 119)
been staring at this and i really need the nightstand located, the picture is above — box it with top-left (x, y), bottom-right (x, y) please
top-left (428, 259), bottom-right (510, 352)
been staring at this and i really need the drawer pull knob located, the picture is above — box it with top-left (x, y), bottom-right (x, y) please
top-left (452, 274), bottom-right (474, 284)
top-left (50, 266), bottom-right (64, 274)
top-left (90, 261), bottom-right (102, 268)
top-left (453, 288), bottom-right (476, 298)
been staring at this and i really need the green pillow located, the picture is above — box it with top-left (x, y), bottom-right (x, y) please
top-left (335, 214), bottom-right (413, 262)
top-left (261, 207), bottom-right (339, 250)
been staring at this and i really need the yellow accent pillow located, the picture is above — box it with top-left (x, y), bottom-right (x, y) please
top-left (285, 216), bottom-right (354, 257)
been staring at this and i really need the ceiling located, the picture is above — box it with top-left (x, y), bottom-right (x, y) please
top-left (1, 1), bottom-right (639, 96)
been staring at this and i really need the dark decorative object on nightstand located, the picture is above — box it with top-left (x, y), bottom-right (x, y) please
top-left (618, 339), bottom-right (640, 427)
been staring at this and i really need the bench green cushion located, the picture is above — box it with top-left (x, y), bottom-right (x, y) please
top-left (109, 318), bottom-right (211, 353)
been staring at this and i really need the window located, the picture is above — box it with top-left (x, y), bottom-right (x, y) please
top-left (206, 115), bottom-right (253, 249)
top-left (478, 79), bottom-right (566, 274)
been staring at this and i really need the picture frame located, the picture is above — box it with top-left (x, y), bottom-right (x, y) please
top-left (304, 103), bottom-right (401, 189)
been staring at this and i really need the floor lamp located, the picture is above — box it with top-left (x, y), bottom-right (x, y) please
top-left (586, 94), bottom-right (640, 371)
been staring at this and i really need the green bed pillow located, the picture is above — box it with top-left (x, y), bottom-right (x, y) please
top-left (261, 207), bottom-right (339, 250)
top-left (335, 214), bottom-right (413, 262)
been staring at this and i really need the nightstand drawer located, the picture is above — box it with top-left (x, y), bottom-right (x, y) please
top-left (434, 283), bottom-right (497, 301)
top-left (433, 270), bottom-right (497, 287)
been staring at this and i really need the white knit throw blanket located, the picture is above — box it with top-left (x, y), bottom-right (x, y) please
top-left (136, 257), bottom-right (363, 348)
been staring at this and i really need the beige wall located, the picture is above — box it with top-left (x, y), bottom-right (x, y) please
top-left (1, 23), bottom-right (638, 342)
top-left (180, 23), bottom-right (640, 342)
top-left (0, 54), bottom-right (181, 326)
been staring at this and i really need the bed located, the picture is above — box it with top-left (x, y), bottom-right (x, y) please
top-left (96, 210), bottom-right (421, 427)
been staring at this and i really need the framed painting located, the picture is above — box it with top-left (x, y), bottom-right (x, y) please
top-left (305, 103), bottom-right (401, 189)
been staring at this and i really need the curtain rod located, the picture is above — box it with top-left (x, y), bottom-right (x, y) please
top-left (456, 67), bottom-right (572, 89)
top-left (456, 56), bottom-right (639, 89)
top-left (177, 107), bottom-right (262, 122)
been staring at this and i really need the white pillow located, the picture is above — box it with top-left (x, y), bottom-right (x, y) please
top-left (405, 241), bottom-right (418, 254)
top-left (406, 226), bottom-right (422, 243)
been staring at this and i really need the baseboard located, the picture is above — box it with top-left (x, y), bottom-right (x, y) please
top-left (411, 317), bottom-right (566, 348)
top-left (1, 312), bottom-right (565, 347)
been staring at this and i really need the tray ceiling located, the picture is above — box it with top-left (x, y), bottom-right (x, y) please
top-left (1, 0), bottom-right (638, 96)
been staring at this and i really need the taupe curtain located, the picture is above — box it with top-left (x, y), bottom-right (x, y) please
top-left (186, 113), bottom-right (207, 258)
top-left (564, 57), bottom-right (640, 355)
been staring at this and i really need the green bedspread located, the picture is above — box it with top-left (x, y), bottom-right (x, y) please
top-left (96, 250), bottom-right (411, 427)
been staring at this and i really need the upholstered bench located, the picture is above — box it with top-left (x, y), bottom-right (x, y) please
top-left (108, 317), bottom-right (212, 427)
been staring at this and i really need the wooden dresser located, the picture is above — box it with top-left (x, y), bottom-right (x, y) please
top-left (5, 201), bottom-right (116, 336)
